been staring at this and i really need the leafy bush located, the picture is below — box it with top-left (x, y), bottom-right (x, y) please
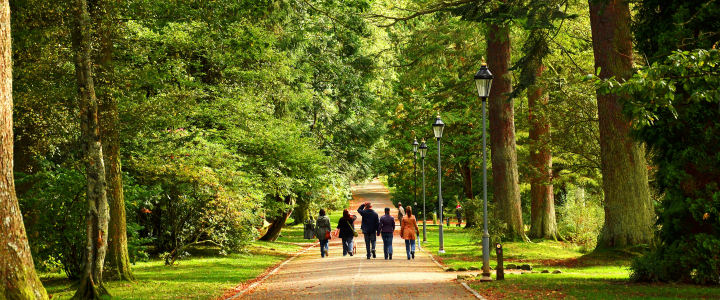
top-left (17, 164), bottom-right (87, 279)
top-left (556, 184), bottom-right (604, 251)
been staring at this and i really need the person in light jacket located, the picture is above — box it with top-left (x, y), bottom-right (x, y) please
top-left (358, 202), bottom-right (380, 259)
top-left (336, 209), bottom-right (357, 256)
top-left (400, 206), bottom-right (420, 260)
top-left (378, 207), bottom-right (395, 260)
top-left (315, 209), bottom-right (332, 258)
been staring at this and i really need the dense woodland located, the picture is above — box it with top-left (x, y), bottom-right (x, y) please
top-left (0, 0), bottom-right (718, 299)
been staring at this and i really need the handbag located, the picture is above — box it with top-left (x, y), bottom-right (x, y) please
top-left (347, 219), bottom-right (358, 237)
top-left (324, 230), bottom-right (331, 240)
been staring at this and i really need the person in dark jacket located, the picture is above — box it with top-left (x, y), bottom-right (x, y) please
top-left (315, 209), bottom-right (332, 258)
top-left (358, 202), bottom-right (380, 259)
top-left (336, 209), bottom-right (357, 256)
top-left (378, 207), bottom-right (395, 260)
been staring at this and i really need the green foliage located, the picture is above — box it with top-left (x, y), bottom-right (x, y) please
top-left (611, 49), bottom-right (720, 284)
top-left (634, 0), bottom-right (720, 63)
top-left (556, 184), bottom-right (604, 251)
top-left (16, 165), bottom-right (86, 279)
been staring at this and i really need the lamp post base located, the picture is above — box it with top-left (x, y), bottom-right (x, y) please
top-left (478, 274), bottom-right (493, 282)
top-left (438, 249), bottom-right (445, 254)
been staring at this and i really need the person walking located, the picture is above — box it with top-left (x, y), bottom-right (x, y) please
top-left (357, 202), bottom-right (380, 259)
top-left (378, 207), bottom-right (395, 260)
top-left (315, 209), bottom-right (332, 258)
top-left (337, 209), bottom-right (357, 256)
top-left (398, 202), bottom-right (405, 227)
top-left (400, 206), bottom-right (420, 260)
top-left (455, 202), bottom-right (463, 227)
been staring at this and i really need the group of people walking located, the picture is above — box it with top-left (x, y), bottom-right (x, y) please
top-left (314, 202), bottom-right (419, 260)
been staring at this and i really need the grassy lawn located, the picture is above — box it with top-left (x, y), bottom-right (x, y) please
top-left (421, 225), bottom-right (720, 299)
top-left (42, 235), bottom-right (304, 299)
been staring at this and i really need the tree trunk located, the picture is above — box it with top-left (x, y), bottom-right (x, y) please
top-left (259, 195), bottom-right (294, 241)
top-left (528, 64), bottom-right (558, 240)
top-left (93, 0), bottom-right (134, 281)
top-left (0, 2), bottom-right (49, 298)
top-left (71, 0), bottom-right (111, 298)
top-left (486, 21), bottom-right (528, 241)
top-left (459, 162), bottom-right (476, 228)
top-left (290, 197), bottom-right (309, 225)
top-left (588, 0), bottom-right (654, 248)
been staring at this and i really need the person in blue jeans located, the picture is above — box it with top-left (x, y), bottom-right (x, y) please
top-left (357, 202), bottom-right (380, 259)
top-left (378, 207), bottom-right (396, 260)
top-left (336, 209), bottom-right (357, 256)
top-left (400, 206), bottom-right (419, 260)
top-left (315, 209), bottom-right (332, 258)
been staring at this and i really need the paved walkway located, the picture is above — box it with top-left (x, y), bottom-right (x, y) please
top-left (240, 179), bottom-right (478, 299)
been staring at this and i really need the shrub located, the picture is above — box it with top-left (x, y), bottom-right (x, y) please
top-left (556, 184), bottom-right (604, 251)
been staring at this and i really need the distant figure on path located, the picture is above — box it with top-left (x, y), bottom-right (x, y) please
top-left (378, 207), bottom-right (395, 260)
top-left (315, 209), bottom-right (331, 258)
top-left (401, 206), bottom-right (420, 260)
top-left (358, 202), bottom-right (380, 259)
top-left (456, 203), bottom-right (462, 227)
top-left (398, 202), bottom-right (405, 227)
top-left (337, 209), bottom-right (357, 256)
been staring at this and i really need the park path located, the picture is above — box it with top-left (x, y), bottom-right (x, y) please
top-left (239, 179), bottom-right (478, 300)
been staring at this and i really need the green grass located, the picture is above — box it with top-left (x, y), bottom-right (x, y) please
top-left (470, 273), bottom-right (720, 299)
top-left (42, 239), bottom-right (303, 299)
top-left (421, 225), bottom-right (720, 299)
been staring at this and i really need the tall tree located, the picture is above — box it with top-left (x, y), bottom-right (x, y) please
top-left (0, 1), bottom-right (49, 298)
top-left (486, 19), bottom-right (527, 241)
top-left (528, 64), bottom-right (557, 239)
top-left (92, 0), bottom-right (134, 281)
top-left (71, 0), bottom-right (111, 297)
top-left (588, 0), bottom-right (654, 248)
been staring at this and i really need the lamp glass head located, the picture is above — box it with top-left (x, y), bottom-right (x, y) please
top-left (419, 140), bottom-right (428, 158)
top-left (432, 115), bottom-right (445, 139)
top-left (412, 138), bottom-right (419, 153)
top-left (474, 63), bottom-right (493, 98)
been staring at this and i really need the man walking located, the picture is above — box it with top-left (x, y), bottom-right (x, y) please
top-left (358, 202), bottom-right (380, 259)
top-left (378, 207), bottom-right (395, 260)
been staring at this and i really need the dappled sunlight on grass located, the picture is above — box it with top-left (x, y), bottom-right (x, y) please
top-left (41, 242), bottom-right (302, 300)
top-left (419, 225), bottom-right (719, 299)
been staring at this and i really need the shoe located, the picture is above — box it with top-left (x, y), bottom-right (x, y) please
top-left (367, 257), bottom-right (370, 260)
top-left (372, 250), bottom-right (376, 258)
top-left (389, 253), bottom-right (392, 260)
top-left (411, 251), bottom-right (415, 259)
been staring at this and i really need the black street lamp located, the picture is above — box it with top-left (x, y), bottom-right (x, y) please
top-left (474, 62), bottom-right (493, 281)
top-left (413, 138), bottom-right (419, 221)
top-left (432, 115), bottom-right (446, 254)
top-left (419, 139), bottom-right (428, 243)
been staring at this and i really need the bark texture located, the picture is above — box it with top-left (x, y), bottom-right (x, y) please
top-left (0, 1), bottom-right (49, 297)
top-left (259, 196), bottom-right (294, 241)
top-left (93, 0), bottom-right (134, 281)
top-left (588, 0), bottom-right (654, 248)
top-left (71, 0), bottom-right (111, 297)
top-left (486, 22), bottom-right (527, 241)
top-left (528, 65), bottom-right (557, 240)
top-left (459, 162), bottom-right (476, 227)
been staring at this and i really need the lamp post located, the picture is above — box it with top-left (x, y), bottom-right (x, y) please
top-left (474, 62), bottom-right (493, 281)
top-left (432, 115), bottom-right (446, 254)
top-left (419, 139), bottom-right (428, 242)
top-left (413, 138), bottom-right (419, 220)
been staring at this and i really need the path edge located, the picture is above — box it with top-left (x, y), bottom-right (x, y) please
top-left (419, 246), bottom-right (487, 300)
top-left (225, 242), bottom-right (318, 300)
